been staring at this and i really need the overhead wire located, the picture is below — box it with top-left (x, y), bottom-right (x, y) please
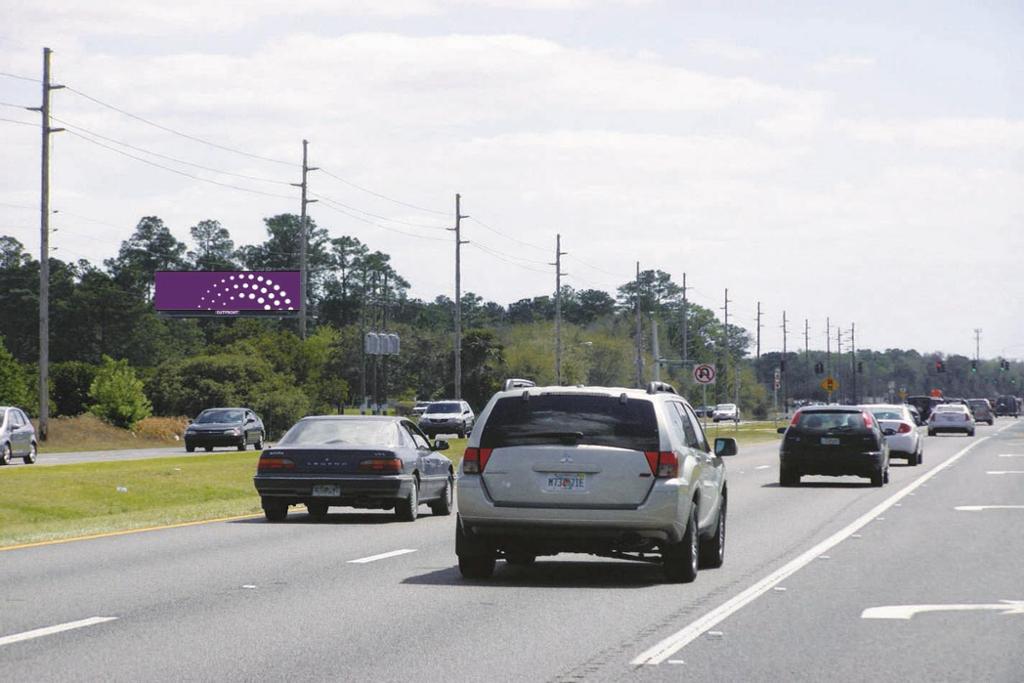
top-left (0, 116), bottom-right (35, 127)
top-left (309, 190), bottom-right (448, 231)
top-left (313, 198), bottom-right (450, 244)
top-left (317, 168), bottom-right (451, 217)
top-left (0, 71), bottom-right (39, 83)
top-left (466, 216), bottom-right (547, 254)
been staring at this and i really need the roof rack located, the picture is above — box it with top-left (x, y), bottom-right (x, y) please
top-left (503, 378), bottom-right (536, 391)
top-left (646, 381), bottom-right (678, 395)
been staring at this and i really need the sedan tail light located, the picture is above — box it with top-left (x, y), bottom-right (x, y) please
top-left (789, 411), bottom-right (802, 427)
top-left (358, 458), bottom-right (403, 473)
top-left (862, 411), bottom-right (874, 428)
top-left (964, 414), bottom-right (971, 422)
top-left (898, 422), bottom-right (913, 434)
top-left (644, 451), bottom-right (679, 478)
top-left (463, 447), bottom-right (493, 474)
top-left (257, 457), bottom-right (295, 472)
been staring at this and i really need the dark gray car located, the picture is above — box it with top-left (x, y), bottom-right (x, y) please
top-left (967, 399), bottom-right (995, 425)
top-left (1, 406), bottom-right (37, 465)
top-left (184, 407), bottom-right (265, 452)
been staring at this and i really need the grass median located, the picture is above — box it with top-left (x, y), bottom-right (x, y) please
top-left (0, 439), bottom-right (469, 549)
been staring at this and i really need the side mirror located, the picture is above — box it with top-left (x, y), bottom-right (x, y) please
top-left (776, 427), bottom-right (787, 434)
top-left (432, 439), bottom-right (450, 451)
top-left (714, 437), bottom-right (738, 456)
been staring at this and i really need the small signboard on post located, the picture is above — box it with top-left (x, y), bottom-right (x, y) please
top-left (693, 363), bottom-right (717, 385)
top-left (820, 376), bottom-right (839, 392)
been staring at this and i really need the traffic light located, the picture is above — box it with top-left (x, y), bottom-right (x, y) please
top-left (857, 361), bottom-right (863, 374)
top-left (814, 361), bottom-right (824, 375)
top-left (935, 360), bottom-right (946, 373)
top-left (971, 360), bottom-right (977, 372)
top-left (1001, 359), bottom-right (1011, 371)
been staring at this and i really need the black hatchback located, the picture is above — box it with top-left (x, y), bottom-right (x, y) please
top-left (777, 406), bottom-right (889, 487)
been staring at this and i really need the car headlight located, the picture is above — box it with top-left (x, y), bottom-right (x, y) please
top-left (229, 428), bottom-right (242, 435)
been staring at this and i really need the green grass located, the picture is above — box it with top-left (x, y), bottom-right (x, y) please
top-left (0, 441), bottom-right (470, 549)
top-left (702, 420), bottom-right (785, 446)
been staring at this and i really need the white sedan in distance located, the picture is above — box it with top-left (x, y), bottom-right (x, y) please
top-left (862, 404), bottom-right (923, 465)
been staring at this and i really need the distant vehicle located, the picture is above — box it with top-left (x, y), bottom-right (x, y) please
top-left (185, 407), bottom-right (265, 452)
top-left (966, 399), bottom-right (995, 425)
top-left (419, 400), bottom-right (475, 438)
top-left (253, 415), bottom-right (454, 522)
top-left (712, 403), bottom-right (740, 422)
top-left (694, 405), bottom-right (716, 418)
top-left (927, 404), bottom-right (975, 436)
top-left (456, 380), bottom-right (736, 582)
top-left (777, 405), bottom-right (890, 486)
top-left (411, 401), bottom-right (432, 417)
top-left (0, 406), bottom-right (37, 465)
top-left (994, 395), bottom-right (1019, 418)
top-left (861, 404), bottom-right (923, 465)
top-left (905, 395), bottom-right (944, 422)
top-left (906, 405), bottom-right (924, 426)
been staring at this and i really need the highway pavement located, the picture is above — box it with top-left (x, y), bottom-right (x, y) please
top-left (1, 420), bottom-right (1021, 681)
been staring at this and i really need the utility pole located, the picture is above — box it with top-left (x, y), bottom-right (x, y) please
top-left (850, 322), bottom-right (856, 404)
top-left (651, 317), bottom-right (661, 382)
top-left (722, 288), bottom-right (732, 404)
top-left (836, 325), bottom-right (843, 402)
top-left (448, 194), bottom-right (469, 399)
top-left (552, 234), bottom-right (567, 384)
top-left (29, 47), bottom-right (64, 441)
top-left (291, 139), bottom-right (317, 340)
top-left (381, 272), bottom-right (389, 414)
top-left (634, 262), bottom-right (643, 388)
top-left (781, 310), bottom-right (788, 414)
top-left (974, 328), bottom-right (982, 363)
top-left (755, 300), bottom-right (763, 359)
top-left (679, 273), bottom-right (690, 364)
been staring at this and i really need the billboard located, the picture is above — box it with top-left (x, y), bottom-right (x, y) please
top-left (155, 271), bottom-right (300, 317)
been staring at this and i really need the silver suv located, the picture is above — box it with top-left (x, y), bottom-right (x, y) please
top-left (456, 381), bottom-right (736, 583)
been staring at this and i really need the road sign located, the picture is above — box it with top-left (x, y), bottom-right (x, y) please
top-left (820, 376), bottom-right (839, 392)
top-left (930, 388), bottom-right (943, 398)
top-left (898, 390), bottom-right (908, 400)
top-left (693, 363), bottom-right (716, 385)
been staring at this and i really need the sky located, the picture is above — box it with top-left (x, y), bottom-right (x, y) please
top-left (1, 0), bottom-right (1022, 359)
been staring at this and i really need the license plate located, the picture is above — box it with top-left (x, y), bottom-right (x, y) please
top-left (312, 484), bottom-right (340, 497)
top-left (546, 473), bottom-right (586, 491)
top-left (820, 437), bottom-right (841, 446)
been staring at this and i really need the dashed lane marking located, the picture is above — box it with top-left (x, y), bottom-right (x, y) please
top-left (0, 617), bottom-right (118, 647)
top-left (348, 548), bottom-right (418, 564)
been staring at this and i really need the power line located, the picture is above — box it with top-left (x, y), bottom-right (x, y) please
top-left (308, 190), bottom-right (448, 230)
top-left (64, 85), bottom-right (297, 167)
top-left (0, 71), bottom-right (39, 83)
top-left (566, 253), bottom-right (631, 280)
top-left (468, 241), bottom-right (549, 274)
top-left (318, 168), bottom-right (450, 217)
top-left (467, 216), bottom-right (548, 253)
top-left (1, 100), bottom-right (33, 108)
top-left (0, 116), bottom-right (35, 127)
top-left (313, 199), bottom-right (450, 243)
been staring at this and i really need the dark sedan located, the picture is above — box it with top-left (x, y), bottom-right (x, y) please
top-left (185, 407), bottom-right (265, 452)
top-left (777, 405), bottom-right (890, 487)
top-left (252, 416), bottom-right (455, 522)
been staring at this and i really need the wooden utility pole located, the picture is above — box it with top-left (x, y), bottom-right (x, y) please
top-left (29, 47), bottom-right (64, 441)
top-left (722, 288), bottom-right (731, 404)
top-left (681, 272), bottom-right (689, 363)
top-left (781, 310), bottom-right (788, 413)
top-left (448, 194), bottom-right (469, 399)
top-left (850, 322), bottom-right (857, 404)
top-left (634, 262), bottom-right (643, 388)
top-left (552, 234), bottom-right (567, 384)
top-left (755, 300), bottom-right (762, 359)
top-left (292, 139), bottom-right (317, 339)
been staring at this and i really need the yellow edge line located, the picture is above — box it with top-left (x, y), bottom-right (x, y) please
top-left (0, 512), bottom-right (265, 552)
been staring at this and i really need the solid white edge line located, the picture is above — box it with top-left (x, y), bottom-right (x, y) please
top-left (0, 617), bottom-right (118, 647)
top-left (631, 422), bottom-right (1017, 667)
top-left (347, 548), bottom-right (418, 564)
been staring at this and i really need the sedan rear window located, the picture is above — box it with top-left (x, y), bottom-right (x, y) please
top-left (480, 394), bottom-right (658, 451)
top-left (795, 411), bottom-right (866, 431)
top-left (870, 409), bottom-right (903, 420)
top-left (278, 420), bottom-right (399, 447)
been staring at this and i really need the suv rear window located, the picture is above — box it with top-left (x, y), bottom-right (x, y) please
top-left (794, 411), bottom-right (866, 431)
top-left (480, 394), bottom-right (658, 452)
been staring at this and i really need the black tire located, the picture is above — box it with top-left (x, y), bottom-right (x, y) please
top-left (429, 474), bottom-right (454, 516)
top-left (967, 430), bottom-right (975, 437)
top-left (927, 429), bottom-right (935, 437)
top-left (457, 429), bottom-right (466, 439)
top-left (988, 419), bottom-right (994, 426)
top-left (663, 503), bottom-right (699, 583)
top-left (779, 465), bottom-right (799, 487)
top-left (0, 443), bottom-right (11, 466)
top-left (237, 440), bottom-right (246, 451)
top-left (205, 446), bottom-right (213, 452)
top-left (505, 553), bottom-right (536, 567)
top-left (870, 467), bottom-right (884, 487)
top-left (306, 502), bottom-right (328, 521)
top-left (883, 467), bottom-right (890, 484)
top-left (185, 443), bottom-right (195, 453)
top-left (698, 494), bottom-right (726, 569)
top-left (395, 477), bottom-right (419, 522)
top-left (23, 442), bottom-right (37, 465)
top-left (456, 515), bottom-right (495, 579)
top-left (262, 498), bottom-right (288, 522)
top-left (254, 432), bottom-right (264, 450)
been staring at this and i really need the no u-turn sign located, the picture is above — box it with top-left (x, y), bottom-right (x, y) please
top-left (693, 363), bottom-right (717, 385)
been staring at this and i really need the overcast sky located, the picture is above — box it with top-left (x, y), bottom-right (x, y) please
top-left (1, 1), bottom-right (1021, 358)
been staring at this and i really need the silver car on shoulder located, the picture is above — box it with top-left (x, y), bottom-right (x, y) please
top-left (862, 403), bottom-right (923, 465)
top-left (456, 380), bottom-right (736, 583)
top-left (1, 406), bottom-right (38, 465)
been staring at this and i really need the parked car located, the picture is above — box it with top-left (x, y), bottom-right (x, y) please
top-left (712, 403), bottom-right (740, 422)
top-left (184, 407), bottom-right (265, 452)
top-left (861, 404), bottom-right (923, 465)
top-left (456, 380), bottom-right (736, 583)
top-left (906, 395), bottom-right (944, 422)
top-left (419, 400), bottom-right (475, 438)
top-left (0, 406), bottom-right (37, 465)
top-left (928, 403), bottom-right (975, 436)
top-left (777, 405), bottom-right (890, 486)
top-left (253, 415), bottom-right (454, 522)
top-left (994, 395), bottom-right (1019, 418)
top-left (966, 399), bottom-right (995, 425)
top-left (411, 401), bottom-right (433, 417)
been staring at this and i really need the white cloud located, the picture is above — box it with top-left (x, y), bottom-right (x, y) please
top-left (839, 117), bottom-right (1024, 150)
top-left (691, 39), bottom-right (764, 63)
top-left (811, 55), bottom-right (876, 75)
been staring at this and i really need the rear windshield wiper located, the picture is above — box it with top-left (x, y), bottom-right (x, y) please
top-left (514, 430), bottom-right (585, 443)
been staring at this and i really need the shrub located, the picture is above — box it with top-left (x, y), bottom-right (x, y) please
top-left (88, 356), bottom-right (153, 429)
top-left (50, 361), bottom-right (98, 416)
top-left (251, 385), bottom-right (310, 438)
top-left (0, 336), bottom-right (32, 408)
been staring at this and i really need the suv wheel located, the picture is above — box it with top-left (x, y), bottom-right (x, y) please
top-left (663, 503), bottom-right (699, 583)
top-left (456, 515), bottom-right (495, 579)
top-left (698, 495), bottom-right (726, 569)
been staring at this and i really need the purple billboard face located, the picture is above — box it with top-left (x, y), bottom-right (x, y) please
top-left (155, 271), bottom-right (300, 315)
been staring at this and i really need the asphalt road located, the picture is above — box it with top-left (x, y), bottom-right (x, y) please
top-left (2, 420), bottom-right (1021, 681)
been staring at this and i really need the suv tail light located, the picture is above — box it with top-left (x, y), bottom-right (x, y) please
top-left (463, 447), bottom-right (492, 474)
top-left (898, 422), bottom-right (912, 434)
top-left (644, 451), bottom-right (679, 478)
top-left (964, 413), bottom-right (971, 422)
top-left (359, 458), bottom-right (403, 473)
top-left (258, 457), bottom-right (295, 472)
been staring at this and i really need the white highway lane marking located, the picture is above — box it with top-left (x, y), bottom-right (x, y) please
top-left (755, 465), bottom-right (770, 470)
top-left (955, 505), bottom-right (1024, 512)
top-left (986, 471), bottom-right (1024, 475)
top-left (631, 427), bottom-right (1008, 667)
top-left (862, 601), bottom-right (1024, 620)
top-left (348, 548), bottom-right (418, 564)
top-left (997, 454), bottom-right (1024, 457)
top-left (0, 617), bottom-right (118, 647)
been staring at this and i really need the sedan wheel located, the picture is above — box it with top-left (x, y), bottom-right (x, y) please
top-left (396, 478), bottom-right (419, 522)
top-left (205, 446), bottom-right (213, 452)
top-left (262, 498), bottom-right (288, 522)
top-left (429, 475), bottom-right (455, 516)
top-left (254, 432), bottom-right (265, 450)
top-left (1, 443), bottom-right (12, 466)
top-left (663, 504), bottom-right (699, 583)
top-left (237, 440), bottom-right (246, 451)
top-left (306, 502), bottom-right (328, 521)
top-left (23, 442), bottom-right (37, 465)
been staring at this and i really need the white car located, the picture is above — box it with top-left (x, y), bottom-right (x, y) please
top-left (456, 380), bottom-right (736, 583)
top-left (862, 403), bottom-right (923, 465)
top-left (712, 403), bottom-right (740, 422)
top-left (927, 404), bottom-right (975, 437)
top-left (419, 400), bottom-right (475, 438)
